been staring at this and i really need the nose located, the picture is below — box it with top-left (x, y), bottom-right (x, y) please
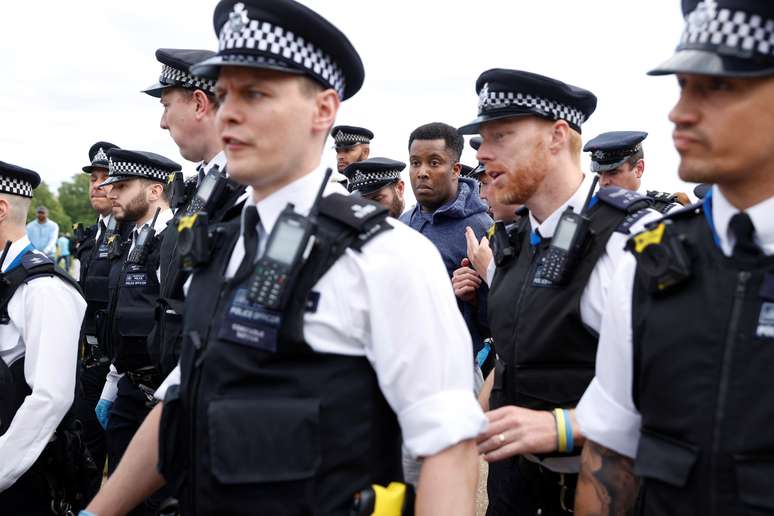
top-left (215, 91), bottom-right (242, 130)
top-left (669, 87), bottom-right (700, 128)
top-left (160, 111), bottom-right (168, 130)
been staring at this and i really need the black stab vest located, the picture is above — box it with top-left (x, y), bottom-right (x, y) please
top-left (488, 200), bottom-right (633, 413)
top-left (150, 178), bottom-right (246, 377)
top-left (107, 228), bottom-right (165, 373)
top-left (159, 194), bottom-right (402, 516)
top-left (77, 222), bottom-right (113, 337)
top-left (631, 204), bottom-right (774, 516)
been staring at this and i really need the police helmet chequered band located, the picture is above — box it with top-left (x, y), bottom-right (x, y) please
top-left (679, 0), bottom-right (774, 59)
top-left (160, 64), bottom-right (216, 94)
top-left (218, 2), bottom-right (346, 98)
top-left (477, 83), bottom-right (587, 131)
top-left (0, 176), bottom-right (33, 198)
top-left (335, 132), bottom-right (370, 145)
top-left (108, 158), bottom-right (171, 182)
top-left (349, 169), bottom-right (401, 191)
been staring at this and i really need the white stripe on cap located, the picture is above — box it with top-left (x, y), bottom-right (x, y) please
top-left (108, 158), bottom-right (170, 182)
top-left (682, 0), bottom-right (774, 57)
top-left (335, 132), bottom-right (370, 145)
top-left (0, 176), bottom-right (33, 198)
top-left (478, 84), bottom-right (587, 129)
top-left (350, 169), bottom-right (401, 190)
top-left (160, 64), bottom-right (216, 94)
top-left (218, 2), bottom-right (346, 98)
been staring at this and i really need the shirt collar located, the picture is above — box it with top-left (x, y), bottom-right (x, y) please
top-left (1, 236), bottom-right (32, 273)
top-left (201, 151), bottom-right (228, 177)
top-left (243, 163), bottom-right (346, 236)
top-left (711, 186), bottom-right (774, 256)
top-left (134, 208), bottom-right (174, 236)
top-left (528, 173), bottom-right (593, 239)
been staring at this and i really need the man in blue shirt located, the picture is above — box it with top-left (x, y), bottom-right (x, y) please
top-left (27, 206), bottom-right (59, 259)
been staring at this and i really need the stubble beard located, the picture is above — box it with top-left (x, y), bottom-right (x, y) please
top-left (496, 142), bottom-right (550, 205)
top-left (117, 191), bottom-right (150, 223)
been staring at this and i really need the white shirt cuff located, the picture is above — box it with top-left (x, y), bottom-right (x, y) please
top-left (485, 260), bottom-right (495, 286)
top-left (154, 365), bottom-right (181, 401)
top-left (576, 378), bottom-right (641, 459)
top-left (399, 389), bottom-right (487, 458)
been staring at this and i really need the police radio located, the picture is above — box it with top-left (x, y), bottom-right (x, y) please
top-left (126, 208), bottom-right (160, 265)
top-left (176, 165), bottom-right (230, 270)
top-left (245, 168), bottom-right (333, 310)
top-left (490, 221), bottom-right (517, 266)
top-left (539, 176), bottom-right (598, 285)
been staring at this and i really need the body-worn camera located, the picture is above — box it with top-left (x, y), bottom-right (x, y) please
top-left (490, 221), bottom-right (518, 267)
top-left (126, 208), bottom-right (160, 265)
top-left (627, 221), bottom-right (692, 293)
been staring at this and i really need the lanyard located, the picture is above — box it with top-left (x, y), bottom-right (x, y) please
top-left (701, 188), bottom-right (722, 249)
top-left (4, 243), bottom-right (34, 272)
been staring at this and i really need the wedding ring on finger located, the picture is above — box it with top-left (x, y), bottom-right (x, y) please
top-left (497, 433), bottom-right (506, 445)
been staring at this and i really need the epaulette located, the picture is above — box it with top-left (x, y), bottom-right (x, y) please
top-left (646, 190), bottom-right (678, 203)
top-left (21, 250), bottom-right (53, 271)
top-left (646, 200), bottom-right (704, 226)
top-left (318, 193), bottom-right (389, 231)
top-left (596, 186), bottom-right (652, 213)
top-left (616, 208), bottom-right (656, 234)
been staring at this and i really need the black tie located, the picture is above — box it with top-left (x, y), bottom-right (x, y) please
top-left (197, 163), bottom-right (206, 186)
top-left (98, 220), bottom-right (107, 238)
top-left (234, 206), bottom-right (260, 281)
top-left (729, 212), bottom-right (762, 260)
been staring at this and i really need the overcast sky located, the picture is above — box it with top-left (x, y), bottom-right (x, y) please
top-left (2, 1), bottom-right (692, 202)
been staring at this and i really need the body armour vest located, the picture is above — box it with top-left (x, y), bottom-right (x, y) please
top-left (488, 189), bottom-right (648, 413)
top-left (631, 200), bottom-right (774, 516)
top-left (159, 194), bottom-right (403, 516)
top-left (150, 177), bottom-right (246, 377)
top-left (107, 228), bottom-right (165, 373)
top-left (77, 223), bottom-right (113, 337)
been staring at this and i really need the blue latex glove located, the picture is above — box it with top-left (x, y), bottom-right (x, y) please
top-left (95, 399), bottom-right (113, 430)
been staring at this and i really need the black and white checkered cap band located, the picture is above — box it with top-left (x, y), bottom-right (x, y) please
top-left (680, 1), bottom-right (774, 57)
top-left (218, 3), bottom-right (346, 98)
top-left (350, 169), bottom-right (401, 191)
top-left (0, 176), bottom-right (33, 198)
top-left (160, 64), bottom-right (216, 94)
top-left (335, 132), bottom-right (370, 145)
top-left (478, 87), bottom-right (586, 129)
top-left (108, 158), bottom-right (169, 182)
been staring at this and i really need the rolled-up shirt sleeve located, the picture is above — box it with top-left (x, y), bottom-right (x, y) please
top-left (358, 228), bottom-right (488, 458)
top-left (576, 253), bottom-right (642, 459)
top-left (0, 277), bottom-right (85, 490)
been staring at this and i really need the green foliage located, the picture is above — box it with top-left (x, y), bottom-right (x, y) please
top-left (27, 181), bottom-right (72, 234)
top-left (58, 173), bottom-right (95, 228)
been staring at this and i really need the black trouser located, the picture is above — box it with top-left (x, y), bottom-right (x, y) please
top-left (73, 359), bottom-right (110, 498)
top-left (486, 457), bottom-right (576, 516)
top-left (106, 375), bottom-right (169, 516)
top-left (0, 460), bottom-right (54, 516)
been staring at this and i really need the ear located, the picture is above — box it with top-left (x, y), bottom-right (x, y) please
top-left (362, 146), bottom-right (370, 159)
top-left (395, 179), bottom-right (405, 196)
top-left (312, 89), bottom-right (340, 135)
top-left (634, 159), bottom-right (645, 178)
top-left (0, 198), bottom-right (10, 224)
top-left (146, 182), bottom-right (163, 203)
top-left (192, 90), bottom-right (213, 121)
top-left (548, 120), bottom-right (570, 155)
top-left (452, 162), bottom-right (462, 179)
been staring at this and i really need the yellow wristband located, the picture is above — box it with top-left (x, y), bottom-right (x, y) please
top-left (554, 408), bottom-right (568, 453)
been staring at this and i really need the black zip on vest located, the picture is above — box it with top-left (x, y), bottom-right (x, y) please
top-left (107, 227), bottom-right (165, 375)
top-left (488, 188), bottom-right (647, 421)
top-left (630, 201), bottom-right (774, 516)
top-left (159, 194), bottom-right (402, 516)
top-left (150, 174), bottom-right (246, 377)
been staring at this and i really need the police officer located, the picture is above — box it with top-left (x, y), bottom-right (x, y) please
top-left (72, 141), bottom-right (123, 493)
top-left (584, 131), bottom-right (689, 213)
top-left (332, 125), bottom-right (374, 176)
top-left (96, 149), bottom-right (180, 515)
top-left (83, 1), bottom-right (485, 515)
top-left (575, 2), bottom-right (774, 515)
top-left (142, 48), bottom-right (246, 380)
top-left (345, 157), bottom-right (406, 218)
top-left (457, 69), bottom-right (661, 515)
top-left (0, 161), bottom-right (86, 514)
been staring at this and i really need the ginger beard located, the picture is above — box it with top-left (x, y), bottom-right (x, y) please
top-left (494, 139), bottom-right (550, 206)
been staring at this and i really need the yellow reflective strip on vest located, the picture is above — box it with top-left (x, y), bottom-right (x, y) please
top-left (372, 482), bottom-right (406, 516)
top-left (177, 213), bottom-right (198, 232)
top-left (633, 223), bottom-right (666, 253)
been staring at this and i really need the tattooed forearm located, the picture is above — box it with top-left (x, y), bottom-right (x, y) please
top-left (575, 440), bottom-right (639, 516)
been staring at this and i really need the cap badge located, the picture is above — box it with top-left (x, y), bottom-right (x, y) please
top-left (593, 150), bottom-right (606, 160)
top-left (228, 2), bottom-right (250, 35)
top-left (687, 0), bottom-right (717, 32)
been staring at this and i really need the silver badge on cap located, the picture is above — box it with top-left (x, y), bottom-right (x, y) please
top-left (687, 0), bottom-right (718, 32)
top-left (593, 150), bottom-right (606, 160)
top-left (228, 2), bottom-right (250, 34)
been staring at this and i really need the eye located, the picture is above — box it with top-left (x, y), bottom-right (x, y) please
top-left (431, 160), bottom-right (440, 167)
top-left (709, 78), bottom-right (732, 92)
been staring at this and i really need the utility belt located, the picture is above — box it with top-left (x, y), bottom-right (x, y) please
top-left (124, 365), bottom-right (162, 405)
top-left (81, 335), bottom-right (109, 369)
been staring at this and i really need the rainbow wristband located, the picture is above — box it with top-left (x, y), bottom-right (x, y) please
top-left (553, 409), bottom-right (568, 452)
top-left (563, 409), bottom-right (574, 453)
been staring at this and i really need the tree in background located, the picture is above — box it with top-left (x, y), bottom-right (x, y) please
top-left (58, 173), bottom-right (95, 227)
top-left (27, 181), bottom-right (73, 234)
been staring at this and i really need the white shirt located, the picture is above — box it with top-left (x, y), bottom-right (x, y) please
top-left (576, 187), bottom-right (774, 459)
top-left (0, 237), bottom-right (86, 490)
top-left (157, 164), bottom-right (487, 457)
top-left (199, 150), bottom-right (227, 178)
